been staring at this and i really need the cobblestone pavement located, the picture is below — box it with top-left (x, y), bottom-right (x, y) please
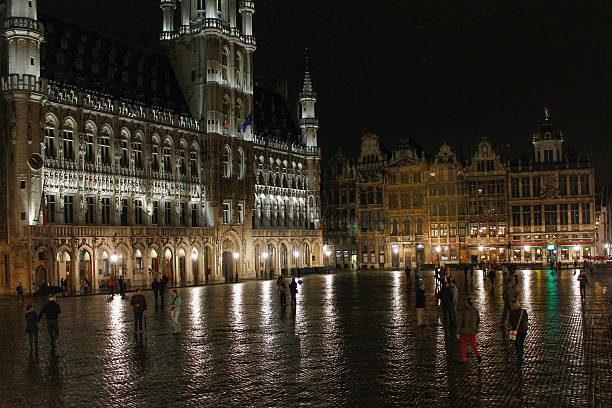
top-left (0, 267), bottom-right (610, 408)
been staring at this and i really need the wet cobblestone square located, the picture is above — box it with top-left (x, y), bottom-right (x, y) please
top-left (0, 268), bottom-right (610, 407)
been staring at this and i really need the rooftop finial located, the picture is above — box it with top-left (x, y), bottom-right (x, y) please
top-left (302, 48), bottom-right (313, 93)
top-left (544, 106), bottom-right (550, 121)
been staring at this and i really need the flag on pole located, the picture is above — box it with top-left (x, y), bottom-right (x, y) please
top-left (39, 193), bottom-right (47, 226)
top-left (224, 109), bottom-right (233, 129)
top-left (241, 111), bottom-right (253, 133)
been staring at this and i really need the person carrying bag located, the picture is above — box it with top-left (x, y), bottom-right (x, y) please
top-left (509, 299), bottom-right (528, 367)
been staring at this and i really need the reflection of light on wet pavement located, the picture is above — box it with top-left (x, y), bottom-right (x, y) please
top-left (190, 286), bottom-right (202, 332)
top-left (520, 269), bottom-right (532, 310)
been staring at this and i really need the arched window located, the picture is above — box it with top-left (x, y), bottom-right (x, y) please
top-left (189, 146), bottom-right (198, 177)
top-left (178, 141), bottom-right (187, 175)
top-left (237, 148), bottom-right (245, 180)
top-left (84, 122), bottom-right (95, 164)
top-left (221, 48), bottom-right (229, 81)
top-left (235, 53), bottom-right (242, 87)
top-left (120, 129), bottom-right (129, 168)
top-left (62, 120), bottom-right (75, 161)
top-left (44, 115), bottom-right (57, 158)
top-left (222, 145), bottom-right (232, 178)
top-left (100, 126), bottom-right (111, 165)
top-left (151, 135), bottom-right (160, 172)
top-left (133, 132), bottom-right (143, 169)
top-left (163, 138), bottom-right (172, 173)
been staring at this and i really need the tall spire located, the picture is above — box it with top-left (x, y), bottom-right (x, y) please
top-left (301, 48), bottom-right (314, 94)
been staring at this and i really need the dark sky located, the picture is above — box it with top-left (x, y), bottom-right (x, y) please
top-left (42, 1), bottom-right (612, 182)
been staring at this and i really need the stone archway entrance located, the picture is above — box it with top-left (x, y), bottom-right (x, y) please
top-left (178, 248), bottom-right (186, 285)
top-left (78, 250), bottom-right (92, 294)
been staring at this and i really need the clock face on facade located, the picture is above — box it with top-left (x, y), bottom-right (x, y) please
top-left (27, 153), bottom-right (44, 170)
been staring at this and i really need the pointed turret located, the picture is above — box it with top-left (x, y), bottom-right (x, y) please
top-left (299, 49), bottom-right (319, 148)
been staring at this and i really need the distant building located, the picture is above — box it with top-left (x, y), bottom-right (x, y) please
top-left (322, 110), bottom-right (597, 268)
top-left (0, 0), bottom-right (323, 295)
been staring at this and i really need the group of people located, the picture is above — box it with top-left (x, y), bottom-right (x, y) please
top-left (276, 276), bottom-right (299, 308)
top-left (414, 265), bottom-right (530, 367)
top-left (128, 286), bottom-right (182, 334)
top-left (107, 276), bottom-right (128, 298)
top-left (24, 296), bottom-right (62, 350)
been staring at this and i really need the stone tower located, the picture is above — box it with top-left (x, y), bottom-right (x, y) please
top-left (0, 0), bottom-right (46, 289)
top-left (160, 0), bottom-right (255, 141)
top-left (299, 50), bottom-right (319, 148)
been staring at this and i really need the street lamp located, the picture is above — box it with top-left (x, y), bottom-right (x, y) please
top-left (191, 250), bottom-right (198, 285)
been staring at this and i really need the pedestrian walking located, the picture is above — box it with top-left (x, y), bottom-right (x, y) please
top-left (405, 266), bottom-right (412, 285)
top-left (501, 279), bottom-right (518, 324)
top-left (39, 296), bottom-right (61, 348)
top-left (130, 289), bottom-right (147, 333)
top-left (488, 268), bottom-right (496, 288)
top-left (438, 282), bottom-right (450, 324)
top-left (159, 276), bottom-right (167, 306)
top-left (578, 270), bottom-right (588, 299)
top-left (449, 280), bottom-right (458, 326)
top-left (509, 299), bottom-right (528, 367)
top-left (108, 276), bottom-right (115, 298)
top-left (289, 277), bottom-right (298, 307)
top-left (463, 264), bottom-right (468, 284)
top-left (278, 276), bottom-right (288, 307)
top-left (82, 278), bottom-right (89, 295)
top-left (25, 305), bottom-right (39, 350)
top-left (469, 265), bottom-right (474, 282)
top-left (416, 283), bottom-right (426, 327)
top-left (169, 290), bottom-right (181, 334)
top-left (152, 278), bottom-right (160, 306)
top-left (456, 297), bottom-right (481, 363)
top-left (16, 282), bottom-right (24, 304)
top-left (118, 276), bottom-right (125, 298)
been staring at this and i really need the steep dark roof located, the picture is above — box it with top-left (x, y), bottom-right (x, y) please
top-left (253, 85), bottom-right (301, 143)
top-left (39, 13), bottom-right (189, 114)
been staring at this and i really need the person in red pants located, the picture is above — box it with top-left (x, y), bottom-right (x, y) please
top-left (456, 297), bottom-right (482, 363)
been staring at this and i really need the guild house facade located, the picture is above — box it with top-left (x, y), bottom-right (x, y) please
top-left (322, 111), bottom-right (596, 269)
top-left (0, 0), bottom-right (323, 295)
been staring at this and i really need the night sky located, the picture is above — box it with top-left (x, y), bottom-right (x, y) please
top-left (42, 1), bottom-right (612, 182)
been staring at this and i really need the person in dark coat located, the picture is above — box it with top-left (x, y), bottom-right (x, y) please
top-left (277, 276), bottom-right (287, 307)
top-left (159, 275), bottom-right (167, 306)
top-left (456, 297), bottom-right (481, 363)
top-left (501, 279), bottom-right (518, 324)
top-left (405, 266), bottom-right (412, 285)
top-left (578, 270), bottom-right (588, 299)
top-left (439, 282), bottom-right (451, 325)
top-left (16, 282), bottom-right (24, 304)
top-left (509, 299), bottom-right (528, 366)
top-left (416, 284), bottom-right (426, 327)
top-left (129, 289), bottom-right (147, 333)
top-left (39, 296), bottom-right (61, 348)
top-left (289, 278), bottom-right (298, 307)
top-left (25, 305), bottom-right (39, 350)
top-left (449, 280), bottom-right (458, 326)
top-left (463, 264), bottom-right (468, 284)
top-left (118, 276), bottom-right (125, 298)
top-left (152, 278), bottom-right (160, 306)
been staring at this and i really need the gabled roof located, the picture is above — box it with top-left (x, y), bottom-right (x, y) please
top-left (39, 13), bottom-right (190, 114)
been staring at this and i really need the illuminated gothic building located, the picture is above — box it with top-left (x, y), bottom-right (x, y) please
top-left (0, 0), bottom-right (322, 295)
top-left (322, 112), bottom-right (597, 269)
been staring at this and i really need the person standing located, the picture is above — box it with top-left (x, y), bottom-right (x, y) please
top-left (108, 276), bottom-right (115, 298)
top-left (501, 279), bottom-right (518, 324)
top-left (152, 278), bottom-right (160, 306)
top-left (278, 276), bottom-right (288, 308)
top-left (417, 268), bottom-right (424, 287)
top-left (159, 275), bottom-right (167, 307)
top-left (39, 296), bottom-right (61, 348)
top-left (118, 276), bottom-right (125, 298)
top-left (405, 265), bottom-right (412, 285)
top-left (416, 283), bottom-right (426, 327)
top-left (578, 270), bottom-right (588, 299)
top-left (289, 277), bottom-right (298, 307)
top-left (463, 264), bottom-right (468, 284)
top-left (449, 280), bottom-right (458, 326)
top-left (456, 297), bottom-right (481, 363)
top-left (169, 290), bottom-right (181, 334)
top-left (16, 282), bottom-right (24, 304)
top-left (25, 305), bottom-right (39, 350)
top-left (439, 282), bottom-right (451, 325)
top-left (509, 299), bottom-right (528, 367)
top-left (130, 289), bottom-right (147, 333)
top-left (488, 267), bottom-right (496, 288)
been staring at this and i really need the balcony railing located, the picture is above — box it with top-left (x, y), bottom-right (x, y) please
top-left (1, 74), bottom-right (42, 92)
top-left (3, 17), bottom-right (44, 35)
